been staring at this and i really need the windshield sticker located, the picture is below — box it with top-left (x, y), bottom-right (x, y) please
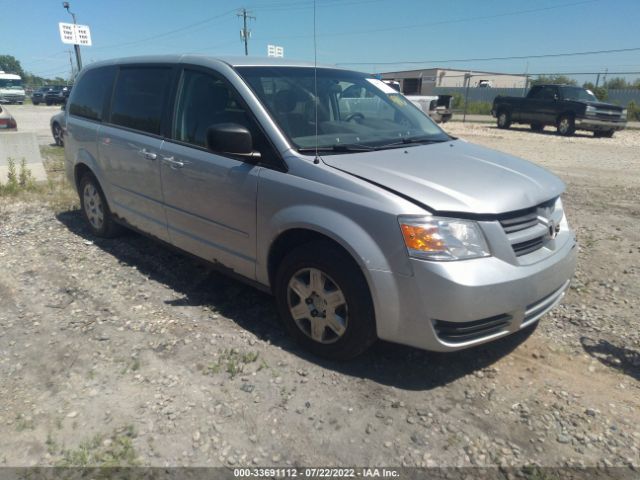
top-left (366, 78), bottom-right (399, 94)
top-left (389, 94), bottom-right (408, 107)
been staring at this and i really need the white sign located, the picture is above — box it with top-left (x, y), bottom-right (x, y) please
top-left (267, 44), bottom-right (284, 58)
top-left (59, 22), bottom-right (92, 46)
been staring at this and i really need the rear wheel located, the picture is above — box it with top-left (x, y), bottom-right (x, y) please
top-left (275, 241), bottom-right (377, 360)
top-left (557, 115), bottom-right (575, 136)
top-left (497, 111), bottom-right (511, 129)
top-left (530, 123), bottom-right (544, 132)
top-left (79, 174), bottom-right (123, 238)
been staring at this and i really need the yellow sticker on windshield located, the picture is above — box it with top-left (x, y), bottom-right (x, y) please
top-left (389, 94), bottom-right (407, 107)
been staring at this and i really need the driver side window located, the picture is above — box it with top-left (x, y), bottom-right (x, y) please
top-left (173, 70), bottom-right (248, 148)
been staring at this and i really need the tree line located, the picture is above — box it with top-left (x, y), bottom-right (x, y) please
top-left (1, 54), bottom-right (70, 87)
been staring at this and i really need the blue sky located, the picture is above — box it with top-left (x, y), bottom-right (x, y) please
top-left (3, 0), bottom-right (639, 83)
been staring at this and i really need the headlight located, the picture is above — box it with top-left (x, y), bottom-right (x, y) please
top-left (398, 216), bottom-right (490, 261)
top-left (586, 105), bottom-right (597, 114)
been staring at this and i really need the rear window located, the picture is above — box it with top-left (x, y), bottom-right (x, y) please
top-left (69, 67), bottom-right (116, 121)
top-left (109, 67), bottom-right (172, 136)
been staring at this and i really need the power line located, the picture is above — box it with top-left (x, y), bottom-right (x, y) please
top-left (90, 8), bottom-right (238, 51)
top-left (337, 47), bottom-right (640, 67)
top-left (265, 0), bottom-right (599, 40)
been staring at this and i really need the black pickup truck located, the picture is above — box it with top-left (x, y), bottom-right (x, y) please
top-left (492, 84), bottom-right (627, 137)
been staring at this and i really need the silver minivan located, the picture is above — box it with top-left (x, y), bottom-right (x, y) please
top-left (65, 56), bottom-right (576, 360)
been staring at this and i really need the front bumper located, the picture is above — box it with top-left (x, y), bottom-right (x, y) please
top-left (0, 94), bottom-right (25, 104)
top-left (576, 116), bottom-right (626, 132)
top-left (370, 231), bottom-right (577, 352)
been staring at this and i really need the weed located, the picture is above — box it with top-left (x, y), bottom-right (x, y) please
top-left (46, 433), bottom-right (58, 455)
top-left (15, 414), bottom-right (35, 432)
top-left (56, 425), bottom-right (138, 467)
top-left (203, 349), bottom-right (260, 379)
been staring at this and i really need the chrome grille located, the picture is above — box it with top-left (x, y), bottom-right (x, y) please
top-left (499, 198), bottom-right (562, 257)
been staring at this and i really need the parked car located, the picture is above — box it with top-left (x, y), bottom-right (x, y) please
top-left (65, 56), bottom-right (576, 360)
top-left (32, 85), bottom-right (66, 105)
top-left (44, 85), bottom-right (67, 106)
top-left (407, 95), bottom-right (453, 123)
top-left (0, 104), bottom-right (18, 130)
top-left (492, 84), bottom-right (627, 137)
top-left (50, 104), bottom-right (66, 146)
top-left (0, 71), bottom-right (26, 104)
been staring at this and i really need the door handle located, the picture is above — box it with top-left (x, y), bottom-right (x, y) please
top-left (141, 149), bottom-right (157, 161)
top-left (162, 156), bottom-right (185, 169)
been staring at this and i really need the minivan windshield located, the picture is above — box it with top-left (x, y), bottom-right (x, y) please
top-left (0, 79), bottom-right (23, 90)
top-left (236, 66), bottom-right (450, 153)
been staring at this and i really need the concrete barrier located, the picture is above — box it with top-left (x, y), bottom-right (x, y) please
top-left (0, 131), bottom-right (47, 183)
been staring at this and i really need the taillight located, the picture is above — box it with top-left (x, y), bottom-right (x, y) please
top-left (0, 118), bottom-right (17, 129)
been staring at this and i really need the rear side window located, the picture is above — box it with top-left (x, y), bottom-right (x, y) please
top-left (110, 67), bottom-right (171, 135)
top-left (69, 67), bottom-right (115, 121)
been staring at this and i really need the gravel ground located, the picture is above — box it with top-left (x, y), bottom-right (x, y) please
top-left (0, 116), bottom-right (638, 472)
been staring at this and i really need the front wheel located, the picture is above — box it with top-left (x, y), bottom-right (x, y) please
top-left (52, 123), bottom-right (64, 146)
top-left (497, 111), bottom-right (511, 129)
top-left (79, 174), bottom-right (123, 238)
top-left (274, 241), bottom-right (377, 360)
top-left (557, 115), bottom-right (575, 136)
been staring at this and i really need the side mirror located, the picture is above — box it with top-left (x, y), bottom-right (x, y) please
top-left (205, 123), bottom-right (258, 159)
top-left (553, 94), bottom-right (559, 101)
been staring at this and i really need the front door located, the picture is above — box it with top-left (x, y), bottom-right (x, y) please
top-left (159, 68), bottom-right (261, 279)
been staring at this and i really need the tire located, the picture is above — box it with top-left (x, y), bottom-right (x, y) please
top-left (594, 129), bottom-right (615, 138)
top-left (274, 240), bottom-right (377, 360)
top-left (497, 110), bottom-right (511, 129)
top-left (79, 174), bottom-right (123, 238)
top-left (46, 100), bottom-right (53, 106)
top-left (33, 101), bottom-right (39, 105)
top-left (557, 115), bottom-right (575, 136)
top-left (52, 123), bottom-right (64, 147)
top-left (530, 123), bottom-right (544, 132)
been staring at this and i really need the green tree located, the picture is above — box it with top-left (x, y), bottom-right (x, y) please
top-left (582, 82), bottom-right (608, 100)
top-left (530, 75), bottom-right (577, 86)
top-left (603, 77), bottom-right (628, 89)
top-left (633, 78), bottom-right (640, 89)
top-left (0, 55), bottom-right (25, 76)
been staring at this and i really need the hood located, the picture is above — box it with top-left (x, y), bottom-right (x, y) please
top-left (322, 140), bottom-right (565, 215)
top-left (584, 101), bottom-right (623, 111)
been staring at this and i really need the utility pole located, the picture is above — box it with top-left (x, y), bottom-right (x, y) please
top-left (237, 8), bottom-right (255, 56)
top-left (63, 2), bottom-right (82, 71)
top-left (68, 50), bottom-right (75, 80)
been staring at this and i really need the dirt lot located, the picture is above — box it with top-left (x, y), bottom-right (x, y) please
top-left (0, 111), bottom-right (639, 472)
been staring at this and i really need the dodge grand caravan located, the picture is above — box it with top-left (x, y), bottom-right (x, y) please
top-left (65, 56), bottom-right (577, 360)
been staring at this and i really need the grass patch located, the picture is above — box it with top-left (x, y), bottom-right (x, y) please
top-left (0, 146), bottom-right (77, 212)
top-left (56, 425), bottom-right (138, 467)
top-left (203, 349), bottom-right (260, 379)
top-left (15, 414), bottom-right (35, 432)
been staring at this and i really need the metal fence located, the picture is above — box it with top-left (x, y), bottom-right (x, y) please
top-left (433, 87), bottom-right (640, 107)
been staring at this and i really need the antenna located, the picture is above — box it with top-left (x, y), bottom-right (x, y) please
top-left (313, 0), bottom-right (319, 164)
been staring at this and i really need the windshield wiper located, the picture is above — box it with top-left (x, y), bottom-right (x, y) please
top-left (380, 136), bottom-right (449, 148)
top-left (297, 144), bottom-right (375, 153)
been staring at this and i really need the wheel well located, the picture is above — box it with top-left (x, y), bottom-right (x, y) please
top-left (74, 163), bottom-right (93, 190)
top-left (267, 229), bottom-right (360, 289)
top-left (557, 111), bottom-right (575, 121)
